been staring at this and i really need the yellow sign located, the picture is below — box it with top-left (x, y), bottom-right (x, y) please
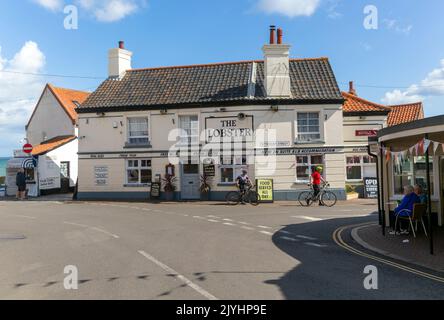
top-left (256, 179), bottom-right (274, 203)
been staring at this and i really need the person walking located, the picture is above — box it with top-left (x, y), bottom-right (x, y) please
top-left (16, 168), bottom-right (27, 200)
top-left (311, 166), bottom-right (325, 206)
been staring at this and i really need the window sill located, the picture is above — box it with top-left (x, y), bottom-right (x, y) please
top-left (294, 140), bottom-right (325, 145)
top-left (124, 143), bottom-right (152, 149)
top-left (124, 183), bottom-right (151, 188)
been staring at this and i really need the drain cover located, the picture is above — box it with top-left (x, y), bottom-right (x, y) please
top-left (0, 234), bottom-right (26, 240)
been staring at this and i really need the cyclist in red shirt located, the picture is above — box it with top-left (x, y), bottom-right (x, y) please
top-left (311, 166), bottom-right (325, 206)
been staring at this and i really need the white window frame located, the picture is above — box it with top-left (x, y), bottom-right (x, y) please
top-left (125, 159), bottom-right (152, 185)
top-left (127, 116), bottom-right (150, 145)
top-left (345, 155), bottom-right (377, 182)
top-left (295, 112), bottom-right (321, 143)
top-left (219, 155), bottom-right (247, 185)
top-left (178, 114), bottom-right (199, 146)
top-left (295, 154), bottom-right (325, 183)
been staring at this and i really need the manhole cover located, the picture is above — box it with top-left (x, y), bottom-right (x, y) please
top-left (0, 234), bottom-right (26, 240)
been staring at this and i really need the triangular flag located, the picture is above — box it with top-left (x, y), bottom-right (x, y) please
top-left (434, 141), bottom-right (440, 154)
top-left (385, 149), bottom-right (391, 163)
top-left (417, 139), bottom-right (424, 155)
top-left (409, 145), bottom-right (415, 156)
top-left (423, 139), bottom-right (431, 154)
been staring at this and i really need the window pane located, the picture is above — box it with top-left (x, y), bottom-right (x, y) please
top-left (221, 168), bottom-right (234, 183)
top-left (414, 157), bottom-right (434, 194)
top-left (311, 155), bottom-right (323, 165)
top-left (141, 170), bottom-right (152, 183)
top-left (394, 174), bottom-right (413, 195)
top-left (127, 169), bottom-right (139, 183)
top-left (347, 166), bottom-right (362, 180)
top-left (297, 166), bottom-right (309, 180)
top-left (296, 156), bottom-right (308, 164)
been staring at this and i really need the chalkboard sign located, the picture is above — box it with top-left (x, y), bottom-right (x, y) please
top-left (150, 182), bottom-right (161, 199)
top-left (203, 164), bottom-right (216, 177)
top-left (364, 177), bottom-right (378, 199)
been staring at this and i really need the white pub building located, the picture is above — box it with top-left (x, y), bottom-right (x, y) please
top-left (75, 27), bottom-right (423, 201)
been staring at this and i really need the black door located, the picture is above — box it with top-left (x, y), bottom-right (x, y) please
top-left (60, 162), bottom-right (70, 193)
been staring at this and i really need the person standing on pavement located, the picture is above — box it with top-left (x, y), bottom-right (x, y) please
top-left (15, 168), bottom-right (27, 200)
top-left (311, 166), bottom-right (325, 206)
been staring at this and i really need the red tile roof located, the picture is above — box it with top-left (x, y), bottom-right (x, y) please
top-left (26, 84), bottom-right (90, 128)
top-left (342, 92), bottom-right (390, 113)
top-left (387, 102), bottom-right (424, 127)
top-left (32, 136), bottom-right (77, 156)
top-left (48, 84), bottom-right (90, 123)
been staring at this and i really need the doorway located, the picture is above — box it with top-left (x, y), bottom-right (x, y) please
top-left (181, 163), bottom-right (200, 200)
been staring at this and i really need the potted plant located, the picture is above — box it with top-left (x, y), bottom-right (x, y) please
top-left (162, 174), bottom-right (177, 201)
top-left (346, 184), bottom-right (359, 200)
top-left (199, 174), bottom-right (212, 201)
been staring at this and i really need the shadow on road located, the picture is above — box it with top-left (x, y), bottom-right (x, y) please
top-left (265, 214), bottom-right (392, 300)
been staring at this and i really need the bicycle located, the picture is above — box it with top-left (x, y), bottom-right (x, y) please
top-left (298, 182), bottom-right (337, 207)
top-left (225, 184), bottom-right (260, 206)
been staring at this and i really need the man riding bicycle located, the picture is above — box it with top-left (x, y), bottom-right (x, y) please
top-left (311, 166), bottom-right (326, 206)
top-left (236, 169), bottom-right (251, 204)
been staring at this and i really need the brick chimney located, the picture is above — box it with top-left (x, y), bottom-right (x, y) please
top-left (262, 26), bottom-right (291, 97)
top-left (349, 81), bottom-right (357, 95)
top-left (108, 41), bottom-right (133, 78)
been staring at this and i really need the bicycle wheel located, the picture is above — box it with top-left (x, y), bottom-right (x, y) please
top-left (225, 191), bottom-right (241, 205)
top-left (321, 191), bottom-right (337, 207)
top-left (298, 191), bottom-right (314, 207)
top-left (247, 191), bottom-right (260, 206)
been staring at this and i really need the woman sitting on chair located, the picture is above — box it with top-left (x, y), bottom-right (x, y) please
top-left (390, 185), bottom-right (420, 235)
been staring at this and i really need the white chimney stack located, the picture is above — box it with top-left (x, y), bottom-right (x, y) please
top-left (262, 27), bottom-right (291, 98)
top-left (108, 41), bottom-right (132, 78)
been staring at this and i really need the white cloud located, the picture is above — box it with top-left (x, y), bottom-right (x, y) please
top-left (33, 0), bottom-right (64, 11)
top-left (257, 0), bottom-right (321, 18)
top-left (383, 19), bottom-right (413, 35)
top-left (0, 42), bottom-right (46, 155)
top-left (92, 0), bottom-right (139, 22)
top-left (33, 0), bottom-right (143, 22)
top-left (382, 59), bottom-right (444, 105)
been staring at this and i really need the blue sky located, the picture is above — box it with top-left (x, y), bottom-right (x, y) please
top-left (0, 0), bottom-right (444, 156)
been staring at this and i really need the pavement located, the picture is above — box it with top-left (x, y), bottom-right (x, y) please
top-left (351, 223), bottom-right (444, 273)
top-left (0, 199), bottom-right (443, 300)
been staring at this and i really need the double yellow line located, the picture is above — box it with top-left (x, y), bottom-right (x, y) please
top-left (332, 223), bottom-right (444, 283)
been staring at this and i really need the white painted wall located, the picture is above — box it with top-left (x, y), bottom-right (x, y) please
top-left (26, 87), bottom-right (75, 145)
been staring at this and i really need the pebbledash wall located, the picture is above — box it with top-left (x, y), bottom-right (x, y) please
top-left (76, 104), bottom-right (346, 201)
top-left (75, 28), bottom-right (350, 201)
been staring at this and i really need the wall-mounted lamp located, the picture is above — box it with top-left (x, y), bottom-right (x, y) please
top-left (160, 108), bottom-right (168, 115)
top-left (112, 121), bottom-right (118, 128)
top-left (270, 105), bottom-right (279, 112)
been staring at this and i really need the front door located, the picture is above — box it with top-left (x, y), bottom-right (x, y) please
top-left (181, 164), bottom-right (200, 200)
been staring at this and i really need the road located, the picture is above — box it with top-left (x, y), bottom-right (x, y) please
top-left (0, 199), bottom-right (443, 299)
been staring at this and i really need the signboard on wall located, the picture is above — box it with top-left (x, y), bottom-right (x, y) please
top-left (256, 179), bottom-right (274, 203)
top-left (94, 166), bottom-right (109, 186)
top-left (355, 130), bottom-right (377, 137)
top-left (364, 177), bottom-right (378, 199)
top-left (205, 116), bottom-right (254, 143)
top-left (203, 164), bottom-right (216, 177)
top-left (39, 177), bottom-right (58, 190)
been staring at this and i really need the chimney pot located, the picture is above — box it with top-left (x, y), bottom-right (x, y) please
top-left (349, 81), bottom-right (356, 95)
top-left (119, 41), bottom-right (125, 49)
top-left (269, 25), bottom-right (276, 44)
top-left (277, 28), bottom-right (283, 44)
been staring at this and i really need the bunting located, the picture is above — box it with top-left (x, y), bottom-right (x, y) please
top-left (380, 137), bottom-right (442, 163)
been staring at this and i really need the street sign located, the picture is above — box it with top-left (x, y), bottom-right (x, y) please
top-left (23, 143), bottom-right (33, 154)
top-left (364, 177), bottom-right (378, 199)
top-left (355, 130), bottom-right (377, 137)
top-left (256, 179), bottom-right (274, 203)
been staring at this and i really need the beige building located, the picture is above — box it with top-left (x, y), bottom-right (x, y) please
top-left (74, 28), bottom-right (424, 202)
